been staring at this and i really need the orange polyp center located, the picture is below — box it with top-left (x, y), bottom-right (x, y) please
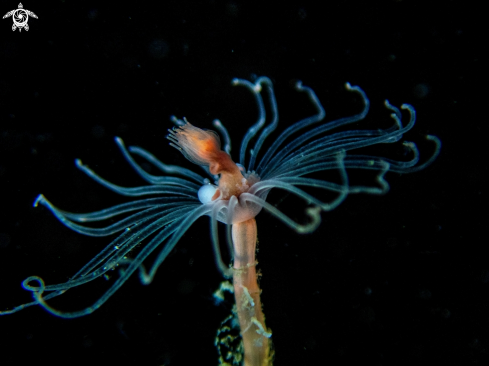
top-left (170, 122), bottom-right (253, 200)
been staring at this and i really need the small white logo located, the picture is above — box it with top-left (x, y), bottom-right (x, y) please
top-left (3, 3), bottom-right (38, 32)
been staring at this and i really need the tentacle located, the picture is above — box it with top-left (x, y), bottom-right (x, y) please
top-left (264, 107), bottom-right (404, 179)
top-left (240, 193), bottom-right (321, 234)
top-left (232, 78), bottom-right (267, 168)
top-left (128, 144), bottom-right (205, 184)
top-left (247, 77), bottom-right (279, 172)
top-left (213, 119), bottom-right (232, 155)
top-left (115, 137), bottom-right (201, 190)
top-left (35, 194), bottom-right (197, 236)
top-left (34, 196), bottom-right (198, 223)
top-left (210, 201), bottom-right (234, 278)
top-left (75, 159), bottom-right (198, 198)
top-left (1, 206), bottom-right (198, 316)
top-left (395, 135), bottom-right (441, 173)
top-left (258, 83), bottom-right (369, 176)
top-left (16, 206), bottom-right (199, 318)
top-left (252, 152), bottom-right (350, 211)
top-left (265, 104), bottom-right (416, 179)
top-left (256, 80), bottom-right (326, 174)
top-left (138, 204), bottom-right (212, 284)
top-left (26, 206), bottom-right (197, 293)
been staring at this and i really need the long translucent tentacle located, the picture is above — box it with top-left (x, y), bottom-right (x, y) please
top-left (19, 206), bottom-right (201, 318)
top-left (75, 159), bottom-right (198, 198)
top-left (258, 83), bottom-right (369, 176)
top-left (128, 145), bottom-right (205, 184)
top-left (213, 119), bottom-right (232, 155)
top-left (210, 200), bottom-right (233, 278)
top-left (256, 80), bottom-right (326, 174)
top-left (240, 193), bottom-right (321, 234)
top-left (115, 137), bottom-right (201, 190)
top-left (247, 77), bottom-right (279, 172)
top-left (35, 195), bottom-right (197, 236)
top-left (233, 78), bottom-right (267, 168)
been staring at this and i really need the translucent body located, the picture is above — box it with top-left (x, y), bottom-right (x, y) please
top-left (1, 76), bottom-right (440, 366)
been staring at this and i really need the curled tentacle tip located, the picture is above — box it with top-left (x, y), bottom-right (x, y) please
top-left (345, 82), bottom-right (352, 90)
top-left (212, 119), bottom-right (222, 127)
top-left (426, 134), bottom-right (440, 142)
top-left (231, 78), bottom-right (239, 85)
top-left (295, 80), bottom-right (303, 89)
top-left (33, 194), bottom-right (44, 207)
top-left (170, 115), bottom-right (186, 126)
top-left (139, 273), bottom-right (152, 285)
top-left (22, 276), bottom-right (45, 292)
top-left (426, 135), bottom-right (442, 151)
top-left (307, 206), bottom-right (321, 216)
top-left (297, 206), bottom-right (322, 234)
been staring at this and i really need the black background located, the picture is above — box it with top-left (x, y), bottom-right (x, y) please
top-left (0, 1), bottom-right (485, 365)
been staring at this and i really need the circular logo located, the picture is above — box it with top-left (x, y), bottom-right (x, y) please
top-left (12, 9), bottom-right (28, 28)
